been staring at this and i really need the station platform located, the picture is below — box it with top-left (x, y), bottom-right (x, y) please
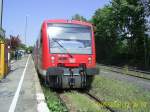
top-left (0, 55), bottom-right (49, 112)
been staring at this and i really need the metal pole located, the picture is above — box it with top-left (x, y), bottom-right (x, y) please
top-left (24, 15), bottom-right (28, 45)
top-left (1, 0), bottom-right (3, 28)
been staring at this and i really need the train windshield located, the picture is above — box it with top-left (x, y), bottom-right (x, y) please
top-left (47, 23), bottom-right (92, 54)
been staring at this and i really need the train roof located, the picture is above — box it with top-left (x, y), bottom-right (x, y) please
top-left (42, 19), bottom-right (93, 27)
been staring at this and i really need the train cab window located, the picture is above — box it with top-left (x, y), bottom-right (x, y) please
top-left (47, 23), bottom-right (92, 54)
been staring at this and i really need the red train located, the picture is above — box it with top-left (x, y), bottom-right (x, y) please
top-left (34, 19), bottom-right (99, 88)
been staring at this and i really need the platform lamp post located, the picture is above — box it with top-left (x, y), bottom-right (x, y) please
top-left (0, 0), bottom-right (5, 40)
top-left (0, 0), bottom-right (3, 28)
top-left (24, 15), bottom-right (29, 46)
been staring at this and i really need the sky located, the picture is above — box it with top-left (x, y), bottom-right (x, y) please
top-left (3, 0), bottom-right (110, 46)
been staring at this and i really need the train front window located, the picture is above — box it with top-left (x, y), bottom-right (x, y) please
top-left (47, 23), bottom-right (92, 54)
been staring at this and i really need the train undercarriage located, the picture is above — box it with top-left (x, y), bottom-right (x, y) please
top-left (44, 66), bottom-right (98, 89)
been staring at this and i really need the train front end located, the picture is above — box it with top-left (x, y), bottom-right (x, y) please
top-left (42, 20), bottom-right (99, 88)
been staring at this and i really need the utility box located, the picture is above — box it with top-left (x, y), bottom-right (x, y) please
top-left (0, 40), bottom-right (8, 80)
top-left (0, 40), bottom-right (5, 79)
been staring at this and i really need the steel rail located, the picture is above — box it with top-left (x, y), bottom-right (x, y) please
top-left (84, 91), bottom-right (117, 112)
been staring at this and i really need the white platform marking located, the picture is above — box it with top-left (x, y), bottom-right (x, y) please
top-left (8, 55), bottom-right (30, 112)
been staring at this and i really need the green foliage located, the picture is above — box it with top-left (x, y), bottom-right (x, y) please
top-left (90, 76), bottom-right (150, 111)
top-left (93, 0), bottom-right (150, 68)
top-left (26, 46), bottom-right (33, 53)
top-left (43, 87), bottom-right (68, 112)
top-left (92, 5), bottom-right (123, 64)
top-left (19, 43), bottom-right (27, 50)
top-left (48, 101), bottom-right (67, 112)
top-left (64, 92), bottom-right (108, 112)
top-left (72, 14), bottom-right (87, 22)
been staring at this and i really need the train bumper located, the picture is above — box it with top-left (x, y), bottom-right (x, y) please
top-left (46, 67), bottom-right (99, 88)
top-left (47, 67), bottom-right (64, 76)
top-left (46, 67), bottom-right (99, 76)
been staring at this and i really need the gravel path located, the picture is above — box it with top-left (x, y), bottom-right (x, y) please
top-left (99, 69), bottom-right (150, 91)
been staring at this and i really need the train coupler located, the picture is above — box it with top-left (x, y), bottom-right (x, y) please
top-left (68, 77), bottom-right (75, 88)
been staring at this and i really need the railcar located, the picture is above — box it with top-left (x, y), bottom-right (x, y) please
top-left (34, 19), bottom-right (99, 88)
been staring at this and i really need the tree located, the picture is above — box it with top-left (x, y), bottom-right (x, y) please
top-left (26, 46), bottom-right (33, 53)
top-left (92, 5), bottom-right (123, 64)
top-left (139, 0), bottom-right (150, 16)
top-left (6, 35), bottom-right (21, 50)
top-left (20, 43), bottom-right (27, 50)
top-left (111, 0), bottom-right (150, 66)
top-left (92, 0), bottom-right (150, 68)
top-left (72, 14), bottom-right (87, 21)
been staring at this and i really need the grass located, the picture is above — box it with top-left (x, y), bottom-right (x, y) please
top-left (63, 91), bottom-right (109, 112)
top-left (41, 65), bottom-right (150, 111)
top-left (89, 75), bottom-right (150, 112)
top-left (42, 87), bottom-right (68, 112)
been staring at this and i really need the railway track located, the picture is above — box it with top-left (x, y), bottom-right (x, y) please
top-left (55, 91), bottom-right (69, 112)
top-left (57, 90), bottom-right (75, 112)
top-left (57, 90), bottom-right (117, 112)
top-left (84, 92), bottom-right (116, 112)
top-left (99, 64), bottom-right (150, 80)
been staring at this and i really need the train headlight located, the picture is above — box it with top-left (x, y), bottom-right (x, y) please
top-left (51, 56), bottom-right (55, 63)
top-left (88, 57), bottom-right (92, 64)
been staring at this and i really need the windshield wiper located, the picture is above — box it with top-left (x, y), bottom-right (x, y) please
top-left (52, 39), bottom-right (73, 58)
